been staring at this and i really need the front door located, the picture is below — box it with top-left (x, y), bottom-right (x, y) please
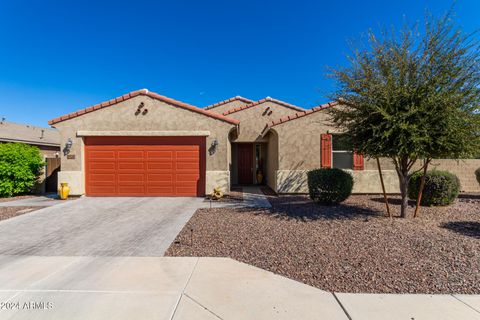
top-left (237, 143), bottom-right (253, 184)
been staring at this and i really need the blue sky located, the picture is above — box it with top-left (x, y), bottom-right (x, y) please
top-left (0, 0), bottom-right (477, 127)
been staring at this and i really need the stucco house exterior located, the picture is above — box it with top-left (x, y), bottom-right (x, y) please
top-left (49, 89), bottom-right (480, 196)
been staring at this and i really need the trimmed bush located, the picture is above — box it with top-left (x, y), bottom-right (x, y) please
top-left (0, 143), bottom-right (44, 197)
top-left (475, 167), bottom-right (480, 186)
top-left (307, 168), bottom-right (353, 205)
top-left (408, 170), bottom-right (460, 206)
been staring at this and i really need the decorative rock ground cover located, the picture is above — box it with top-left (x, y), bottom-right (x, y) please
top-left (166, 193), bottom-right (480, 294)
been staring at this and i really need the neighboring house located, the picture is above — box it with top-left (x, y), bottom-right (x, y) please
top-left (48, 89), bottom-right (480, 197)
top-left (0, 120), bottom-right (61, 192)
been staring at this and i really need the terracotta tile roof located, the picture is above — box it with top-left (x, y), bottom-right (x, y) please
top-left (262, 101), bottom-right (338, 133)
top-left (222, 97), bottom-right (305, 116)
top-left (204, 96), bottom-right (254, 110)
top-left (48, 89), bottom-right (240, 126)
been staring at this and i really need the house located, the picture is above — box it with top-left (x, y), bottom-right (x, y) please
top-left (48, 89), bottom-right (480, 196)
top-left (0, 120), bottom-right (61, 192)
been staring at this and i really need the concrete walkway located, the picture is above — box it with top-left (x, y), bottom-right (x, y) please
top-left (0, 256), bottom-right (478, 319)
top-left (0, 256), bottom-right (346, 320)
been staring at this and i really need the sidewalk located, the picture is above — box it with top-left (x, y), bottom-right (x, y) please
top-left (0, 256), bottom-right (478, 319)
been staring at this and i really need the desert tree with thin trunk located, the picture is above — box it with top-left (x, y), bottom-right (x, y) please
top-left (328, 11), bottom-right (480, 218)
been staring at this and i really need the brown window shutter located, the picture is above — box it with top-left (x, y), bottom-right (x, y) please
top-left (321, 134), bottom-right (332, 168)
top-left (353, 151), bottom-right (364, 170)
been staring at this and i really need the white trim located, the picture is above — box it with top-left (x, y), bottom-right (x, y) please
top-left (76, 130), bottom-right (210, 137)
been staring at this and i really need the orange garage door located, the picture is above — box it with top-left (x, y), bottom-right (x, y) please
top-left (84, 137), bottom-right (206, 196)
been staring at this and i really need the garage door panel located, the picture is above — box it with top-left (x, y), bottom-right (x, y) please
top-left (89, 186), bottom-right (117, 194)
top-left (176, 174), bottom-right (199, 182)
top-left (146, 187), bottom-right (175, 195)
top-left (176, 162), bottom-right (199, 170)
top-left (117, 174), bottom-right (145, 183)
top-left (118, 151), bottom-right (145, 159)
top-left (89, 162), bottom-right (116, 171)
top-left (146, 162), bottom-right (173, 170)
top-left (118, 162), bottom-right (144, 171)
top-left (88, 150), bottom-right (116, 159)
top-left (147, 174), bottom-right (173, 182)
top-left (176, 150), bottom-right (199, 158)
top-left (90, 173), bottom-right (115, 182)
top-left (117, 186), bottom-right (146, 194)
top-left (147, 151), bottom-right (173, 160)
top-left (85, 137), bottom-right (204, 196)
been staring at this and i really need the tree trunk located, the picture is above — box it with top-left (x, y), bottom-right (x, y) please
top-left (376, 158), bottom-right (391, 218)
top-left (394, 159), bottom-right (410, 219)
top-left (414, 159), bottom-right (431, 218)
top-left (398, 174), bottom-right (409, 218)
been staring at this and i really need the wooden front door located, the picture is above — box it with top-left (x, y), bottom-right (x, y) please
top-left (237, 143), bottom-right (253, 184)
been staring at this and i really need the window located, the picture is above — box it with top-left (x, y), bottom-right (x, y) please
top-left (332, 134), bottom-right (353, 169)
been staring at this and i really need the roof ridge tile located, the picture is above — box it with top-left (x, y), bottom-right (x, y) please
top-left (261, 101), bottom-right (338, 133)
top-left (222, 97), bottom-right (304, 116)
top-left (204, 96), bottom-right (254, 110)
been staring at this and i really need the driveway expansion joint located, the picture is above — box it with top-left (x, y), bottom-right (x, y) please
top-left (452, 294), bottom-right (480, 314)
top-left (182, 293), bottom-right (224, 320)
top-left (333, 292), bottom-right (353, 320)
top-left (170, 257), bottom-right (200, 319)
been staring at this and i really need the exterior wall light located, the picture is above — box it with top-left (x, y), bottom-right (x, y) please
top-left (63, 138), bottom-right (73, 156)
top-left (209, 139), bottom-right (219, 155)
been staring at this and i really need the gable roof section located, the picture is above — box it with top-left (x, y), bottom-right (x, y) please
top-left (262, 101), bottom-right (338, 133)
top-left (0, 121), bottom-right (60, 146)
top-left (222, 97), bottom-right (305, 116)
top-left (204, 96), bottom-right (254, 110)
top-left (48, 89), bottom-right (240, 126)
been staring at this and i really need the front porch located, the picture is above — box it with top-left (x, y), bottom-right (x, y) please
top-left (230, 142), bottom-right (268, 186)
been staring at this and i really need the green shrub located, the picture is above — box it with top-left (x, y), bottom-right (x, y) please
top-left (307, 168), bottom-right (353, 205)
top-left (475, 167), bottom-right (480, 186)
top-left (408, 170), bottom-right (460, 206)
top-left (0, 143), bottom-right (44, 197)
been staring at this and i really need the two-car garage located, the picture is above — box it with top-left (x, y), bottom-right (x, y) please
top-left (84, 136), bottom-right (206, 197)
top-left (49, 89), bottom-right (239, 197)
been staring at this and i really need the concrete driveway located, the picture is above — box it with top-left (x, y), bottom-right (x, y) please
top-left (0, 197), bottom-right (205, 256)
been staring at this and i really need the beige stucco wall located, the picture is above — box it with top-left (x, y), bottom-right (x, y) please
top-left (272, 109), bottom-right (339, 170)
top-left (228, 101), bottom-right (304, 143)
top-left (206, 100), bottom-right (248, 115)
top-left (275, 169), bottom-right (400, 194)
top-left (269, 106), bottom-right (480, 193)
top-left (266, 131), bottom-right (278, 192)
top-left (364, 158), bottom-right (480, 192)
top-left (52, 95), bottom-right (235, 195)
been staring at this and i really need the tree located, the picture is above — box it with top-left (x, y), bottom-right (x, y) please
top-left (328, 11), bottom-right (480, 218)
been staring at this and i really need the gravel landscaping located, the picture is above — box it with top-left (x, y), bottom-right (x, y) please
top-left (0, 206), bottom-right (44, 221)
top-left (166, 192), bottom-right (480, 294)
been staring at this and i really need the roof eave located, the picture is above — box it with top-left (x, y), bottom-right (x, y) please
top-left (48, 90), bottom-right (240, 126)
